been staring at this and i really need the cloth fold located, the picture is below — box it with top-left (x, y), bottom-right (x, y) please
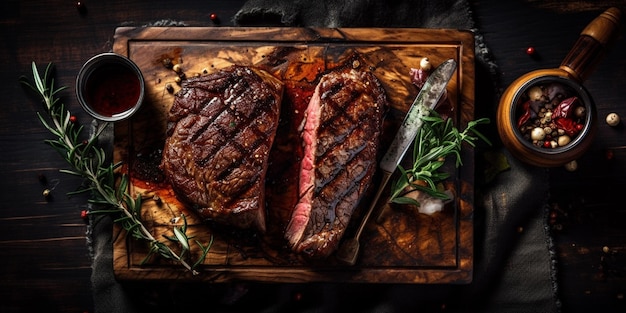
top-left (89, 1), bottom-right (560, 312)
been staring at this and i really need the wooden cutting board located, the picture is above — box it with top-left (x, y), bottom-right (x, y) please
top-left (112, 26), bottom-right (476, 284)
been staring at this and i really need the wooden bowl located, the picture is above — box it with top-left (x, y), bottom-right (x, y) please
top-left (497, 7), bottom-right (621, 167)
top-left (497, 71), bottom-right (596, 167)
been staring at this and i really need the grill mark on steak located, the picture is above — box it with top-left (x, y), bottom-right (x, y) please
top-left (161, 65), bottom-right (283, 233)
top-left (284, 67), bottom-right (387, 258)
top-left (207, 124), bottom-right (271, 202)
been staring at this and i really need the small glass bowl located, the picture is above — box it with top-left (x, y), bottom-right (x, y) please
top-left (76, 52), bottom-right (145, 122)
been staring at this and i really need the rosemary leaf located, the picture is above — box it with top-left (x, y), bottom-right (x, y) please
top-left (116, 176), bottom-right (128, 199)
top-left (173, 227), bottom-right (191, 251)
top-left (392, 196), bottom-right (421, 206)
top-left (193, 236), bottom-right (214, 268)
top-left (22, 61), bottom-right (211, 274)
top-left (390, 110), bottom-right (491, 205)
top-left (181, 214), bottom-right (188, 233)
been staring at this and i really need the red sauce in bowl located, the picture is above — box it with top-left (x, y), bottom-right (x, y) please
top-left (85, 63), bottom-right (141, 117)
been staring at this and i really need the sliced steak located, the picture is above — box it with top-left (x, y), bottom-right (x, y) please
top-left (160, 66), bottom-right (283, 233)
top-left (284, 68), bottom-right (387, 258)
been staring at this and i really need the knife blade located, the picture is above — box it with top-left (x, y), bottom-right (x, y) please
top-left (336, 59), bottom-right (457, 265)
top-left (380, 58), bottom-right (457, 173)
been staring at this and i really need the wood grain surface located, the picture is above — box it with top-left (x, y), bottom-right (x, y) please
top-left (2, 0), bottom-right (626, 312)
top-left (111, 27), bottom-right (476, 283)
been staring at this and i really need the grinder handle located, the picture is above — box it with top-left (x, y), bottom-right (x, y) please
top-left (559, 7), bottom-right (622, 82)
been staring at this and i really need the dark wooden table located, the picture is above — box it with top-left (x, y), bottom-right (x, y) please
top-left (1, 1), bottom-right (625, 312)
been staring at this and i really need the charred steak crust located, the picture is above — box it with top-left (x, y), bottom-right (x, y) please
top-left (285, 68), bottom-right (387, 258)
top-left (161, 66), bottom-right (283, 233)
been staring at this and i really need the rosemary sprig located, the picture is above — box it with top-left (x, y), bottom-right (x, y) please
top-left (389, 110), bottom-right (491, 206)
top-left (21, 62), bottom-right (212, 275)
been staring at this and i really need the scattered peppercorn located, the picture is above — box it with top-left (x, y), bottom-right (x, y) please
top-left (69, 115), bottom-right (78, 123)
top-left (41, 178), bottom-right (60, 200)
top-left (606, 149), bottom-right (614, 160)
top-left (162, 58), bottom-right (173, 69)
top-left (153, 194), bottom-right (162, 205)
top-left (564, 160), bottom-right (578, 171)
top-left (526, 46), bottom-right (536, 56)
top-left (210, 13), bottom-right (220, 24)
top-left (80, 209), bottom-right (89, 220)
top-left (76, 1), bottom-right (87, 15)
top-left (165, 83), bottom-right (174, 93)
top-left (606, 112), bottom-right (620, 126)
top-left (419, 57), bottom-right (432, 71)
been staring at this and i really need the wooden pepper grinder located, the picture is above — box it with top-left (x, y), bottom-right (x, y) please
top-left (497, 7), bottom-right (622, 167)
top-left (560, 7), bottom-right (622, 83)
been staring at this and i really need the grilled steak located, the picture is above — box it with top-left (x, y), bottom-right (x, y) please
top-left (160, 66), bottom-right (283, 233)
top-left (284, 68), bottom-right (386, 258)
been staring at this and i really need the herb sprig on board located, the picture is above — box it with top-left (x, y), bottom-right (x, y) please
top-left (21, 62), bottom-right (212, 275)
top-left (389, 110), bottom-right (491, 206)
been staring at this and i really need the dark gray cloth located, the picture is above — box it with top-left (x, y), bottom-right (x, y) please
top-left (233, 0), bottom-right (473, 28)
top-left (88, 1), bottom-right (560, 312)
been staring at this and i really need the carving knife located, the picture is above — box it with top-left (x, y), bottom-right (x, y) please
top-left (336, 59), bottom-right (457, 265)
